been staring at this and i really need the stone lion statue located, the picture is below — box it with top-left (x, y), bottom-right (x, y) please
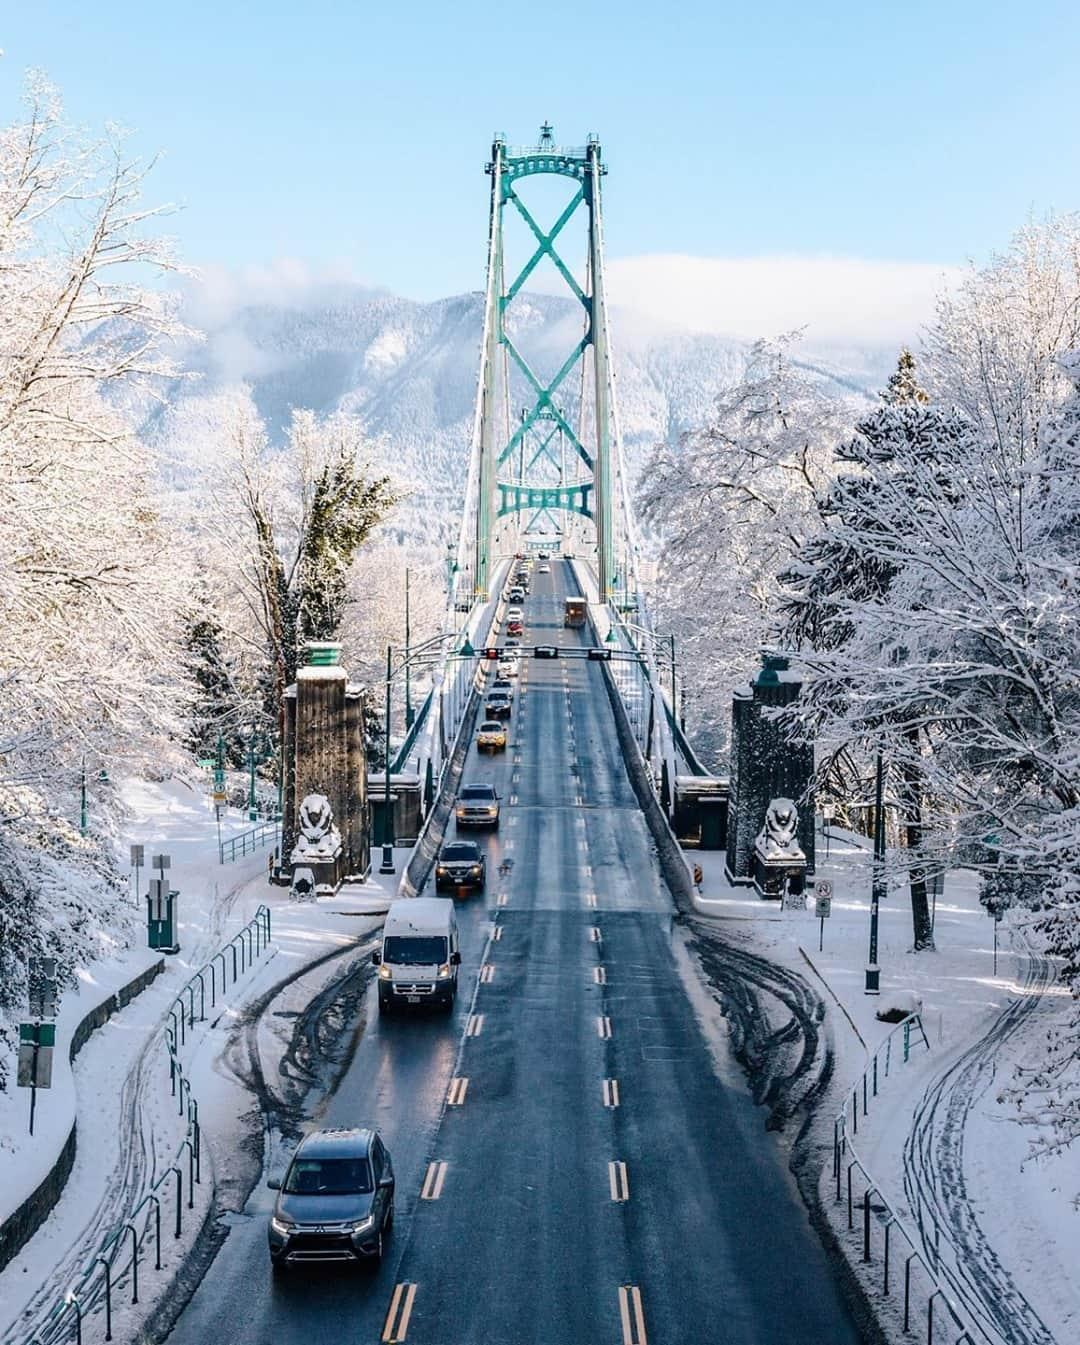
top-left (755, 797), bottom-right (805, 861)
top-left (292, 793), bottom-right (342, 860)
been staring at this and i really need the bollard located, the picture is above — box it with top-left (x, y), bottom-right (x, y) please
top-left (94, 1256), bottom-right (113, 1341)
top-left (172, 1166), bottom-right (183, 1237)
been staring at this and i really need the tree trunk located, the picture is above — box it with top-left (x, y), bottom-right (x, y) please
top-left (901, 739), bottom-right (935, 950)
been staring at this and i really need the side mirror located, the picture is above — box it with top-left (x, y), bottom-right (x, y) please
top-left (371, 950), bottom-right (381, 966)
top-left (267, 1177), bottom-right (281, 1190)
top-left (450, 951), bottom-right (462, 966)
top-left (378, 1174), bottom-right (394, 1188)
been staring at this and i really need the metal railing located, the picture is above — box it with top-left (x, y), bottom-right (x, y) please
top-left (15, 906), bottom-right (272, 1345)
top-left (218, 821), bottom-right (279, 864)
top-left (833, 1013), bottom-right (985, 1345)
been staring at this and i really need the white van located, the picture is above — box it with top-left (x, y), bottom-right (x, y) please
top-left (373, 897), bottom-right (461, 1014)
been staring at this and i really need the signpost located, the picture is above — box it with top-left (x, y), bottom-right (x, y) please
top-left (130, 843), bottom-right (144, 908)
top-left (815, 881), bottom-right (833, 951)
top-left (822, 805), bottom-right (836, 858)
top-left (147, 854), bottom-right (179, 953)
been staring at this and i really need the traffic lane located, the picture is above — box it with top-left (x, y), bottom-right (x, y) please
top-left (378, 911), bottom-right (618, 1345)
top-left (601, 910), bottom-right (862, 1345)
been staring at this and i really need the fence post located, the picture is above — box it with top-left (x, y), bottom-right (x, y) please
top-left (230, 941), bottom-right (238, 982)
top-left (69, 1297), bottom-right (82, 1345)
top-left (905, 1253), bottom-right (918, 1331)
top-left (847, 1163), bottom-right (855, 1229)
top-left (873, 1054), bottom-right (879, 1098)
top-left (172, 1166), bottom-right (182, 1237)
top-left (149, 1193), bottom-right (162, 1269)
top-left (94, 1256), bottom-right (113, 1341)
top-left (904, 1018), bottom-right (911, 1062)
top-left (195, 970), bottom-right (206, 1022)
top-left (182, 1140), bottom-right (195, 1207)
top-left (884, 1219), bottom-right (892, 1295)
top-left (852, 1089), bottom-right (858, 1135)
top-left (928, 1288), bottom-right (941, 1344)
top-left (862, 1071), bottom-right (868, 1117)
top-left (863, 1186), bottom-right (875, 1262)
top-left (125, 1221), bottom-right (139, 1301)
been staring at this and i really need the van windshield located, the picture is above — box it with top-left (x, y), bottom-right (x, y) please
top-left (383, 936), bottom-right (448, 965)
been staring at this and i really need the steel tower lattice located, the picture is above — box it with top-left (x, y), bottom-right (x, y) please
top-left (457, 125), bottom-right (630, 600)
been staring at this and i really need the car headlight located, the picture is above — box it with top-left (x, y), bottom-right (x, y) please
top-left (270, 1216), bottom-right (293, 1236)
top-left (378, 964), bottom-right (393, 980)
top-left (437, 963), bottom-right (452, 979)
top-left (470, 866), bottom-right (482, 876)
top-left (349, 1214), bottom-right (375, 1235)
top-left (487, 807), bottom-right (498, 816)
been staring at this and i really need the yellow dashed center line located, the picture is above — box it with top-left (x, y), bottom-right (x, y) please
top-left (466, 1013), bottom-right (485, 1037)
top-left (597, 1015), bottom-right (613, 1039)
top-left (382, 1283), bottom-right (418, 1342)
top-left (608, 1160), bottom-right (630, 1202)
top-left (479, 963), bottom-right (496, 983)
top-left (447, 1077), bottom-right (469, 1105)
top-left (420, 1162), bottom-right (448, 1200)
top-left (618, 1286), bottom-right (647, 1345)
top-left (603, 1078), bottom-right (620, 1108)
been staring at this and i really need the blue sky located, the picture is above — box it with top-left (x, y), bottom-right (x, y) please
top-left (3, 1), bottom-right (1079, 341)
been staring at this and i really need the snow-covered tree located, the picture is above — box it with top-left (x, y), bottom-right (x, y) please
top-left (637, 332), bottom-right (856, 761)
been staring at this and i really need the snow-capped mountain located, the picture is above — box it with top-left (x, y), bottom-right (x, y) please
top-left (156, 284), bottom-right (895, 533)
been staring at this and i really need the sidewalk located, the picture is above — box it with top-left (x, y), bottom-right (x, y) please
top-left (689, 829), bottom-right (1078, 1344)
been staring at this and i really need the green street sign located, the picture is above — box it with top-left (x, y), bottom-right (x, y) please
top-left (197, 758), bottom-right (215, 769)
top-left (20, 1022), bottom-right (56, 1047)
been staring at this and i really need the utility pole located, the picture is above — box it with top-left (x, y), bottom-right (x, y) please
top-left (404, 569), bottom-right (413, 730)
top-left (865, 753), bottom-right (885, 995)
top-left (380, 644), bottom-right (395, 874)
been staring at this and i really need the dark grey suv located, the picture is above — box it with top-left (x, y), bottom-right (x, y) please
top-left (267, 1128), bottom-right (394, 1271)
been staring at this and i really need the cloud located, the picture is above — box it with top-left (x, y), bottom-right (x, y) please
top-left (599, 254), bottom-right (963, 348)
top-left (182, 258), bottom-right (365, 329)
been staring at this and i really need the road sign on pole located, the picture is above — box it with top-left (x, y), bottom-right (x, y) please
top-left (18, 1021), bottom-right (57, 1134)
top-left (815, 883), bottom-right (833, 951)
top-left (27, 957), bottom-right (58, 1020)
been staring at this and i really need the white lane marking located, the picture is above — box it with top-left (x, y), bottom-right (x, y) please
top-left (491, 923), bottom-right (504, 940)
top-left (447, 1077), bottom-right (469, 1105)
top-left (589, 925), bottom-right (602, 942)
top-left (593, 966), bottom-right (607, 985)
top-left (618, 1286), bottom-right (647, 1345)
top-left (608, 1160), bottom-right (630, 1202)
top-left (509, 794), bottom-right (519, 806)
top-left (466, 1013), bottom-right (484, 1037)
top-left (585, 892), bottom-right (598, 908)
top-left (496, 893), bottom-right (509, 907)
top-left (479, 963), bottom-right (496, 983)
top-left (420, 1161), bottom-right (449, 1199)
top-left (602, 1078), bottom-right (620, 1108)
top-left (382, 1283), bottom-right (418, 1342)
top-left (597, 1015), bottom-right (613, 1039)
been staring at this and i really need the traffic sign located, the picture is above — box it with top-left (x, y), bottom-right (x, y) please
top-left (130, 843), bottom-right (145, 867)
top-left (152, 853), bottom-right (171, 870)
top-left (815, 880), bottom-right (833, 901)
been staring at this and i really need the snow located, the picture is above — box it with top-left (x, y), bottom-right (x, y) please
top-left (0, 774), bottom-right (397, 1344)
top-left (690, 823), bottom-right (1080, 1343)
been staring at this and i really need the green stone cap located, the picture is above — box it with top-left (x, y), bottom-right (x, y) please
top-left (306, 642), bottom-right (341, 667)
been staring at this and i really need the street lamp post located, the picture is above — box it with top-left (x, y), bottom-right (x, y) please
top-left (865, 752), bottom-right (885, 995)
top-left (246, 728), bottom-right (258, 822)
top-left (380, 643), bottom-right (395, 874)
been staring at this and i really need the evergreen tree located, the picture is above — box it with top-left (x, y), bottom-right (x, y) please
top-left (182, 612), bottom-right (246, 766)
top-left (881, 347), bottom-right (929, 406)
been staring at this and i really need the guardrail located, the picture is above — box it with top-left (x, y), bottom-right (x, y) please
top-left (218, 821), bottom-right (279, 864)
top-left (16, 906), bottom-right (273, 1345)
top-left (833, 1013), bottom-right (985, 1345)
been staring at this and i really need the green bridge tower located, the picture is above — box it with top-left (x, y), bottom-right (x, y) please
top-left (462, 125), bottom-right (627, 601)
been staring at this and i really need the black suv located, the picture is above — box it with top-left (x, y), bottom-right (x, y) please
top-left (435, 841), bottom-right (486, 891)
top-left (267, 1128), bottom-right (394, 1271)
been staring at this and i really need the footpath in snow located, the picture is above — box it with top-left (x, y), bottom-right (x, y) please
top-left (691, 826), bottom-right (1077, 1345)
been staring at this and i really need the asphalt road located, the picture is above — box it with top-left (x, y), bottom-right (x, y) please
top-left (167, 560), bottom-right (861, 1345)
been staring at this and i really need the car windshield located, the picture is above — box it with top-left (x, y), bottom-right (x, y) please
top-left (461, 786), bottom-right (495, 800)
top-left (383, 935), bottom-right (448, 964)
top-left (284, 1156), bottom-right (372, 1195)
top-left (480, 721), bottom-right (503, 731)
top-left (442, 844), bottom-right (479, 861)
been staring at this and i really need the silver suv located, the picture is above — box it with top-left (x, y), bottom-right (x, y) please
top-left (267, 1128), bottom-right (394, 1271)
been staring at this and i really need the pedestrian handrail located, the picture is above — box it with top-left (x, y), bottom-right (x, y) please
top-left (218, 820), bottom-right (279, 864)
top-left (11, 907), bottom-right (273, 1345)
top-left (833, 1013), bottom-right (989, 1345)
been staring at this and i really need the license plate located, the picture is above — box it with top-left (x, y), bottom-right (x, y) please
top-left (407, 995), bottom-right (421, 1004)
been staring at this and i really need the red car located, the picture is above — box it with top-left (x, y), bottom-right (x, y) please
top-left (507, 618), bottom-right (523, 635)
